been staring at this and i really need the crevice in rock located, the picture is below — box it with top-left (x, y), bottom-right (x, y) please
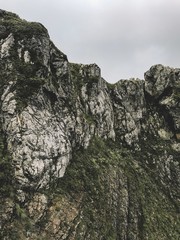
top-left (43, 87), bottom-right (58, 107)
top-left (156, 86), bottom-right (173, 102)
top-left (144, 91), bottom-right (176, 137)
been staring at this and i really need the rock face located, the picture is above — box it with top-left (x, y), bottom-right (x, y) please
top-left (145, 64), bottom-right (180, 138)
top-left (0, 10), bottom-right (179, 240)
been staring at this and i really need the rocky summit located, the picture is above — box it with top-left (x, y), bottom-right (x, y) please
top-left (0, 10), bottom-right (179, 240)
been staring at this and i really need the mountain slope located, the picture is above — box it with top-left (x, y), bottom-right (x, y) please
top-left (0, 10), bottom-right (179, 240)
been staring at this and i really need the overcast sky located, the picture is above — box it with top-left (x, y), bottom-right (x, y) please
top-left (1, 0), bottom-right (180, 82)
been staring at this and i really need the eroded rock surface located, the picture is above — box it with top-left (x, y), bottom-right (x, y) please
top-left (0, 10), bottom-right (179, 240)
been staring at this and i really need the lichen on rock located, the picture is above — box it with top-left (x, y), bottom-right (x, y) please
top-left (0, 10), bottom-right (179, 240)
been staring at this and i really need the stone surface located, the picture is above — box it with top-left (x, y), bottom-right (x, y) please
top-left (0, 10), bottom-right (179, 240)
top-left (144, 64), bottom-right (180, 134)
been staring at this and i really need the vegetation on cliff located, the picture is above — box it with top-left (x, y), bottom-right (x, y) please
top-left (0, 10), bottom-right (179, 240)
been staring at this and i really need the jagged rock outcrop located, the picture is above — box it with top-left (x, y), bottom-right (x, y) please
top-left (0, 10), bottom-right (179, 240)
top-left (145, 64), bottom-right (180, 139)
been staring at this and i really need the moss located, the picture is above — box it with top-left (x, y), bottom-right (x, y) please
top-left (83, 113), bottom-right (95, 124)
top-left (124, 160), bottom-right (179, 239)
top-left (15, 203), bottom-right (28, 220)
top-left (0, 15), bottom-right (48, 39)
top-left (53, 139), bottom-right (123, 238)
top-left (173, 87), bottom-right (180, 101)
top-left (0, 133), bottom-right (178, 239)
top-left (52, 136), bottom-right (179, 239)
top-left (69, 63), bottom-right (84, 95)
top-left (107, 82), bottom-right (116, 91)
top-left (14, 76), bottom-right (45, 112)
top-left (0, 128), bottom-right (14, 198)
top-left (70, 63), bottom-right (99, 97)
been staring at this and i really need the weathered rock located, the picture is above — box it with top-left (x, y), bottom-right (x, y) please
top-left (145, 64), bottom-right (180, 135)
top-left (0, 10), bottom-right (179, 240)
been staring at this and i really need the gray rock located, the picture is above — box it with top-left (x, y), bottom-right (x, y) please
top-left (0, 10), bottom-right (179, 240)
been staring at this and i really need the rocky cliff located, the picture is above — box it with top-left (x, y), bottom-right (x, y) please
top-left (0, 10), bottom-right (179, 240)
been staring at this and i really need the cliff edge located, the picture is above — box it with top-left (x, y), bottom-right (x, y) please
top-left (0, 10), bottom-right (179, 240)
